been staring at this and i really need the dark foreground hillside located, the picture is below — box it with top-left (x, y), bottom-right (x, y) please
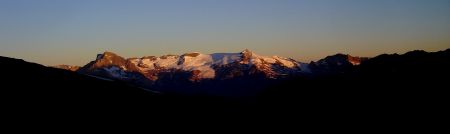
top-left (0, 56), bottom-right (252, 121)
top-left (0, 56), bottom-right (155, 115)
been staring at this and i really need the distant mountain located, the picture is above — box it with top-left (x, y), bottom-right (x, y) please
top-left (51, 65), bottom-right (80, 71)
top-left (78, 49), bottom-right (308, 80)
top-left (76, 49), bottom-right (311, 96)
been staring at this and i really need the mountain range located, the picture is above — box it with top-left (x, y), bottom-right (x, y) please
top-left (53, 49), bottom-right (368, 96)
top-left (2, 48), bottom-right (449, 122)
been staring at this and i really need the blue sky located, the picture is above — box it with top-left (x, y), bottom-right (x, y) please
top-left (1, 0), bottom-right (449, 65)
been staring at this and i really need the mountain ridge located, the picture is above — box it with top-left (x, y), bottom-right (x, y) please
top-left (53, 49), bottom-right (369, 73)
top-left (47, 48), bottom-right (449, 97)
top-left (48, 49), bottom-right (370, 96)
top-left (78, 49), bottom-right (309, 80)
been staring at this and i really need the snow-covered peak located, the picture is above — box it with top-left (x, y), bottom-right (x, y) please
top-left (180, 53), bottom-right (211, 66)
top-left (235, 51), bottom-right (299, 68)
top-left (179, 53), bottom-right (215, 78)
top-left (129, 53), bottom-right (215, 78)
top-left (210, 53), bottom-right (241, 65)
top-left (272, 56), bottom-right (297, 68)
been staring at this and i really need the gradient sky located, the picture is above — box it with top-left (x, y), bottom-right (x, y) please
top-left (1, 0), bottom-right (449, 66)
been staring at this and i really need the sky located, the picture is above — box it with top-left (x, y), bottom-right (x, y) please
top-left (1, 0), bottom-right (449, 66)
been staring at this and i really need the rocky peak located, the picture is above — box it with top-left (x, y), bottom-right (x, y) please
top-left (97, 51), bottom-right (121, 60)
top-left (80, 51), bottom-right (127, 72)
top-left (98, 51), bottom-right (126, 64)
top-left (240, 49), bottom-right (253, 64)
